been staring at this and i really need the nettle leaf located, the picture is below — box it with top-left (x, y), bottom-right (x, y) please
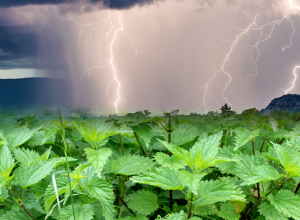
top-left (239, 165), bottom-right (283, 186)
top-left (190, 132), bottom-right (230, 172)
top-left (85, 179), bottom-right (115, 220)
top-left (0, 187), bottom-right (8, 200)
top-left (44, 176), bottom-right (69, 213)
top-left (258, 202), bottom-right (288, 220)
top-left (84, 147), bottom-right (112, 178)
top-left (14, 160), bottom-right (57, 188)
top-left (132, 123), bottom-right (160, 148)
top-left (112, 155), bottom-right (155, 175)
top-left (154, 152), bottom-right (186, 170)
top-left (233, 154), bottom-right (266, 180)
top-left (268, 190), bottom-right (300, 220)
top-left (130, 167), bottom-right (184, 190)
top-left (0, 209), bottom-right (31, 220)
top-left (12, 148), bottom-right (40, 165)
top-left (169, 123), bottom-right (201, 146)
top-left (193, 180), bottom-right (245, 207)
top-left (193, 204), bottom-right (219, 217)
top-left (127, 190), bottom-right (159, 216)
top-left (27, 129), bottom-right (56, 146)
top-left (0, 145), bottom-right (15, 176)
top-left (23, 192), bottom-right (45, 214)
top-left (162, 210), bottom-right (188, 220)
top-left (218, 203), bottom-right (240, 220)
top-left (4, 125), bottom-right (42, 148)
top-left (60, 204), bottom-right (94, 220)
top-left (179, 170), bottom-right (206, 195)
top-left (233, 127), bottom-right (260, 151)
top-left (71, 118), bottom-right (131, 148)
top-left (272, 143), bottom-right (300, 177)
top-left (158, 140), bottom-right (195, 168)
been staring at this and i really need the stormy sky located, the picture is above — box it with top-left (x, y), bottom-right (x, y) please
top-left (1, 0), bottom-right (300, 114)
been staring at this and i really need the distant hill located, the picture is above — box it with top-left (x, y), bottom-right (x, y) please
top-left (0, 78), bottom-right (75, 109)
top-left (260, 94), bottom-right (300, 115)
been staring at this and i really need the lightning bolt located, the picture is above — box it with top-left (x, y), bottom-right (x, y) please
top-left (188, 0), bottom-right (300, 113)
top-left (281, 66), bottom-right (300, 94)
top-left (73, 11), bottom-right (153, 113)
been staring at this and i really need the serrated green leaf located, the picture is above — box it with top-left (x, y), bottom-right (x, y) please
top-left (0, 145), bottom-right (15, 176)
top-left (85, 179), bottom-right (115, 220)
top-left (130, 167), bottom-right (184, 190)
top-left (0, 209), bottom-right (31, 220)
top-left (14, 160), bottom-right (57, 188)
top-left (23, 192), bottom-right (45, 214)
top-left (60, 204), bottom-right (94, 220)
top-left (218, 203), bottom-right (240, 220)
top-left (179, 170), bottom-right (206, 195)
top-left (157, 140), bottom-right (194, 168)
top-left (272, 142), bottom-right (300, 177)
top-left (154, 152), bottom-right (186, 170)
top-left (234, 127), bottom-right (260, 151)
top-left (12, 148), bottom-right (40, 165)
top-left (4, 125), bottom-right (42, 148)
top-left (193, 204), bottom-right (219, 217)
top-left (44, 176), bottom-right (69, 213)
top-left (127, 190), bottom-right (159, 216)
top-left (84, 147), bottom-right (112, 178)
top-left (169, 123), bottom-right (201, 146)
top-left (190, 132), bottom-right (231, 172)
top-left (132, 123), bottom-right (159, 148)
top-left (233, 154), bottom-right (266, 180)
top-left (194, 180), bottom-right (245, 207)
top-left (268, 190), bottom-right (300, 220)
top-left (0, 187), bottom-right (8, 200)
top-left (239, 165), bottom-right (283, 186)
top-left (258, 202), bottom-right (288, 220)
top-left (71, 118), bottom-right (131, 148)
top-left (27, 130), bottom-right (55, 146)
top-left (112, 155), bottom-right (154, 175)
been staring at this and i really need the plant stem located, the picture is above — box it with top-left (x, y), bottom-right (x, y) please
top-left (252, 139), bottom-right (255, 155)
top-left (279, 138), bottom-right (285, 145)
top-left (241, 178), bottom-right (288, 220)
top-left (187, 193), bottom-right (194, 219)
top-left (116, 176), bottom-right (125, 218)
top-left (9, 187), bottom-right (35, 220)
top-left (132, 128), bottom-right (146, 157)
top-left (167, 114), bottom-right (173, 211)
top-left (3, 200), bottom-right (11, 210)
top-left (64, 150), bottom-right (76, 220)
top-left (113, 189), bottom-right (136, 217)
top-left (295, 182), bottom-right (300, 195)
top-left (119, 134), bottom-right (124, 156)
top-left (257, 183), bottom-right (260, 200)
top-left (260, 140), bottom-right (266, 153)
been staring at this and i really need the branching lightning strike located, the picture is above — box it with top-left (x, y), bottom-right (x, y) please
top-left (74, 11), bottom-right (152, 113)
top-left (188, 1), bottom-right (300, 113)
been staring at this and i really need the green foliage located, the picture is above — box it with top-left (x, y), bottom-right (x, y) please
top-left (112, 155), bottom-right (154, 175)
top-left (0, 108), bottom-right (300, 220)
top-left (267, 190), bottom-right (300, 220)
top-left (154, 152), bottom-right (186, 170)
top-left (85, 179), bottom-right (115, 220)
top-left (127, 190), bottom-right (159, 216)
top-left (84, 147), bottom-right (112, 178)
top-left (218, 203), bottom-right (240, 220)
top-left (59, 204), bottom-right (94, 220)
top-left (130, 167), bottom-right (184, 190)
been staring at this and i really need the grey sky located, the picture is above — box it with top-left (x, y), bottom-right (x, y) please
top-left (1, 0), bottom-right (300, 114)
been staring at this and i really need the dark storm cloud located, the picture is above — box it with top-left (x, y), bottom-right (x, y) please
top-left (0, 0), bottom-right (161, 9)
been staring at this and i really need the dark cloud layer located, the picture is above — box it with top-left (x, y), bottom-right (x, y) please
top-left (0, 0), bottom-right (160, 9)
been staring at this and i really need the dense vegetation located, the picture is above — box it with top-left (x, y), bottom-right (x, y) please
top-left (1, 105), bottom-right (300, 220)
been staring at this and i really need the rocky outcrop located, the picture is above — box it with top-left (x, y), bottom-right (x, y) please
top-left (260, 94), bottom-right (300, 115)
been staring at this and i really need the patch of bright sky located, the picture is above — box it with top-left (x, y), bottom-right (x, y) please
top-left (0, 69), bottom-right (48, 79)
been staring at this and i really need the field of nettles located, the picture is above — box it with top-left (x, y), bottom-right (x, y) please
top-left (1, 107), bottom-right (300, 220)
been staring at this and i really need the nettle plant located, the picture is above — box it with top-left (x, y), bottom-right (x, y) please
top-left (1, 108), bottom-right (300, 220)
